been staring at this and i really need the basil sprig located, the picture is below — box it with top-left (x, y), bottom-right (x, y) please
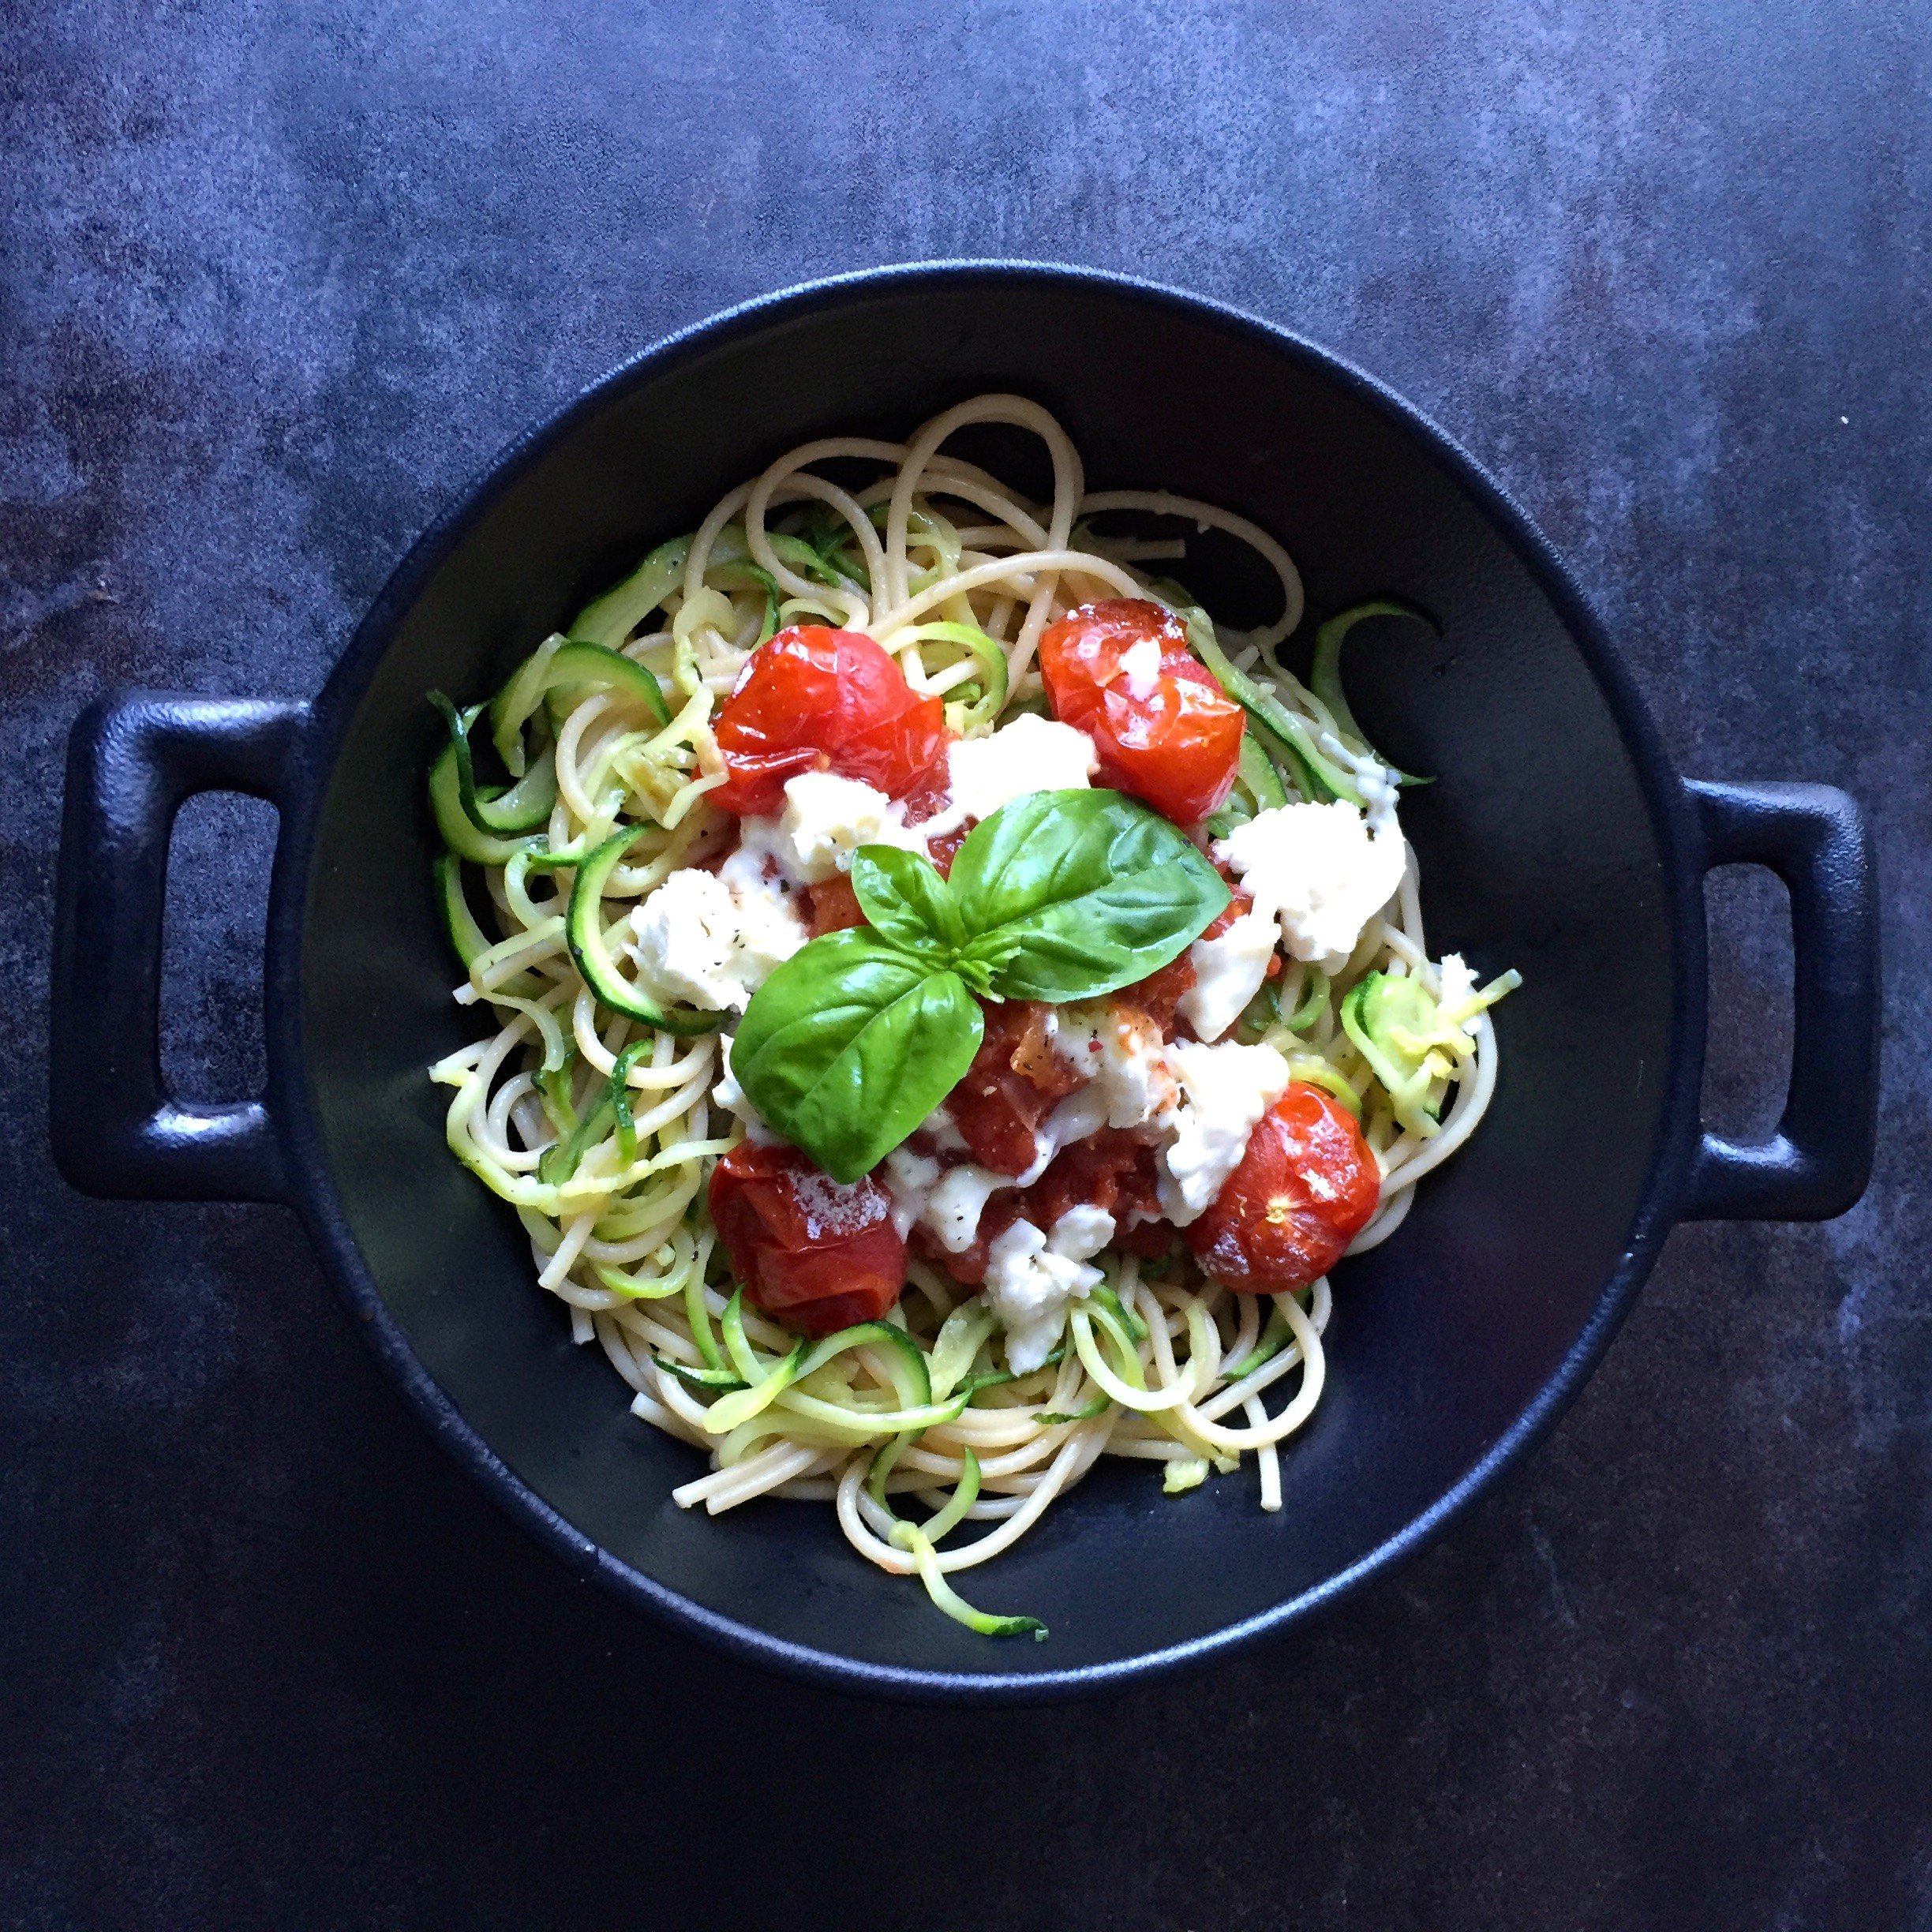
top-left (732, 790), bottom-right (1230, 1181)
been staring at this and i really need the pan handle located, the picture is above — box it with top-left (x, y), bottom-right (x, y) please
top-left (51, 693), bottom-right (312, 1204)
top-left (1679, 778), bottom-right (1878, 1222)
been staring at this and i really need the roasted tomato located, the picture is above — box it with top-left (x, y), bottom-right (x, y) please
top-left (1039, 598), bottom-right (1244, 826)
top-left (707, 1141), bottom-right (907, 1335)
top-left (710, 627), bottom-right (949, 817)
top-left (947, 999), bottom-right (1084, 1177)
top-left (1185, 1083), bottom-right (1380, 1292)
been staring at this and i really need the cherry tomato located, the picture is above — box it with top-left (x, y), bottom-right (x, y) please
top-left (1185, 1083), bottom-right (1380, 1292)
top-left (1039, 599), bottom-right (1245, 826)
top-left (707, 1141), bottom-right (907, 1336)
top-left (711, 627), bottom-right (949, 817)
top-left (946, 999), bottom-right (1084, 1177)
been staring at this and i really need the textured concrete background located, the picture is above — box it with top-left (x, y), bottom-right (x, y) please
top-left (4, 2), bottom-right (1928, 1926)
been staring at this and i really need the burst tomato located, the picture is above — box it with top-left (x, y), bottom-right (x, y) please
top-left (946, 999), bottom-right (1085, 1177)
top-left (710, 626), bottom-right (949, 817)
top-left (1039, 598), bottom-right (1244, 826)
top-left (1185, 1083), bottom-right (1380, 1292)
top-left (707, 1141), bottom-right (907, 1335)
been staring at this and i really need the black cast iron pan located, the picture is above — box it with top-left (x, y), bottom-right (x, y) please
top-left (49, 264), bottom-right (1879, 1699)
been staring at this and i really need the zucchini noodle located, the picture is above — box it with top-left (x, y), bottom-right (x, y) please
top-left (427, 395), bottom-right (1513, 1638)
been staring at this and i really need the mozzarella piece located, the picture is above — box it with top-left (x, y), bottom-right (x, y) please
top-left (984, 1211), bottom-right (1115, 1373)
top-left (1155, 1039), bottom-right (1290, 1225)
top-left (1030, 1084), bottom-right (1110, 1174)
top-left (728, 864), bottom-right (813, 987)
top-left (1215, 800), bottom-right (1409, 971)
top-left (778, 770), bottom-right (930, 883)
top-left (625, 864), bottom-right (807, 1012)
top-left (916, 713), bottom-right (1099, 837)
top-left (1178, 909), bottom-right (1279, 1043)
top-left (922, 1163), bottom-right (1014, 1254)
top-left (1049, 1203), bottom-right (1117, 1261)
top-left (879, 1087), bottom-right (1117, 1257)
top-left (919, 1103), bottom-right (970, 1154)
top-left (721, 771), bottom-right (930, 893)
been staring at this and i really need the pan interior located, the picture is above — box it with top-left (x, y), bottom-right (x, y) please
top-left (298, 276), bottom-right (1674, 1681)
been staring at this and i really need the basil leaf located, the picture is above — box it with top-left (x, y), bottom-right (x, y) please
top-left (732, 928), bottom-right (983, 1182)
top-left (849, 845), bottom-right (964, 956)
top-left (949, 789), bottom-right (1231, 1002)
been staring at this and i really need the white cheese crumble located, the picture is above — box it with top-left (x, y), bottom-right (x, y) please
top-left (984, 1209), bottom-right (1117, 1373)
top-left (926, 1164), bottom-right (1014, 1251)
top-left (1050, 1202), bottom-right (1117, 1259)
top-left (1120, 632), bottom-right (1163, 699)
top-left (882, 1023), bottom-right (1292, 1266)
top-left (879, 1145), bottom-right (940, 1240)
top-left (1178, 908), bottom-right (1279, 1043)
top-left (920, 1103), bottom-right (969, 1154)
top-left (762, 770), bottom-right (931, 885)
top-left (625, 864), bottom-right (807, 1012)
top-left (915, 713), bottom-right (1099, 837)
top-left (1215, 799), bottom-right (1409, 972)
top-left (1155, 1039), bottom-right (1290, 1225)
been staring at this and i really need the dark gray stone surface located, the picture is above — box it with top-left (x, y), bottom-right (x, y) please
top-left (3, 2), bottom-right (1927, 1926)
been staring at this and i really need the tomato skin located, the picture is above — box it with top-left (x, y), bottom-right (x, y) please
top-left (711, 627), bottom-right (949, 817)
top-left (707, 1141), bottom-right (907, 1336)
top-left (1039, 599), bottom-right (1245, 826)
top-left (1185, 1083), bottom-right (1380, 1292)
